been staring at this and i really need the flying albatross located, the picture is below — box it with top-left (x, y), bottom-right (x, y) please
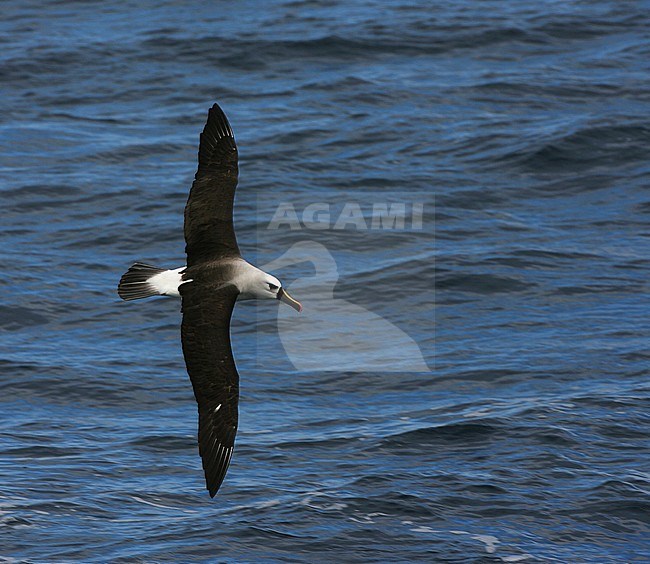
top-left (117, 102), bottom-right (302, 497)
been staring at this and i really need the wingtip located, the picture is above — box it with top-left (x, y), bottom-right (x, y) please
top-left (206, 477), bottom-right (224, 498)
top-left (196, 101), bottom-right (237, 172)
top-left (205, 102), bottom-right (234, 138)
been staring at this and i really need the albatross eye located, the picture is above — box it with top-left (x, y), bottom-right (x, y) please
top-left (267, 283), bottom-right (279, 291)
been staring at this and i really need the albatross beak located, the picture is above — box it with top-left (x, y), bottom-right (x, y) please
top-left (277, 287), bottom-right (302, 313)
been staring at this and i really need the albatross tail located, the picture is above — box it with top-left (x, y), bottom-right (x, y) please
top-left (117, 262), bottom-right (183, 301)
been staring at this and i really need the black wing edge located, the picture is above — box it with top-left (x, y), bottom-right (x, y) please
top-left (180, 285), bottom-right (240, 498)
top-left (197, 102), bottom-right (237, 174)
top-left (198, 410), bottom-right (237, 497)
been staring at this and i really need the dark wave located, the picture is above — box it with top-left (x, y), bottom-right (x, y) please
top-left (435, 273), bottom-right (533, 293)
top-left (378, 421), bottom-right (501, 450)
top-left (516, 123), bottom-right (650, 172)
top-left (0, 305), bottom-right (49, 330)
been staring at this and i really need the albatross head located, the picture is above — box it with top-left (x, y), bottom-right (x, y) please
top-left (236, 265), bottom-right (302, 312)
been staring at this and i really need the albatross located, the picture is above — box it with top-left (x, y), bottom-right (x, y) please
top-left (117, 102), bottom-right (302, 497)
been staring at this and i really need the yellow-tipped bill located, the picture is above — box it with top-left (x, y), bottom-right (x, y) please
top-left (278, 287), bottom-right (302, 312)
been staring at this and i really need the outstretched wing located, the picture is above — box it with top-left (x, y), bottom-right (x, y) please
top-left (180, 280), bottom-right (239, 497)
top-left (184, 103), bottom-right (240, 266)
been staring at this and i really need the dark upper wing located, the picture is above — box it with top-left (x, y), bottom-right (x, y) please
top-left (184, 103), bottom-right (240, 266)
top-left (180, 280), bottom-right (239, 497)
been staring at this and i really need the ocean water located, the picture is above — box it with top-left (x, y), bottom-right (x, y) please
top-left (1, 0), bottom-right (649, 561)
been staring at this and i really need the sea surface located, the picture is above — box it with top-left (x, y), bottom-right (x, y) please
top-left (1, 0), bottom-right (649, 562)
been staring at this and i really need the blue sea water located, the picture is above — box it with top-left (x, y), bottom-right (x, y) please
top-left (1, 0), bottom-right (649, 561)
